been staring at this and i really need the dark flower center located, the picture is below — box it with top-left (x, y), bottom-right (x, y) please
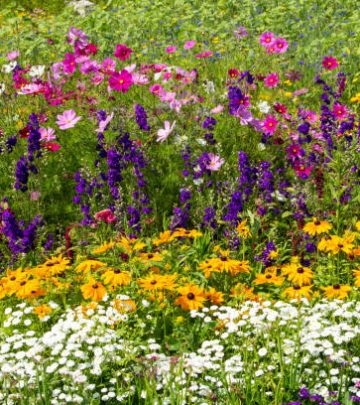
top-left (297, 267), bottom-right (304, 274)
top-left (92, 284), bottom-right (99, 289)
top-left (265, 274), bottom-right (272, 279)
top-left (333, 284), bottom-right (340, 290)
top-left (314, 220), bottom-right (321, 226)
top-left (338, 244), bottom-right (344, 248)
top-left (150, 280), bottom-right (157, 285)
top-left (46, 261), bottom-right (59, 267)
top-left (20, 281), bottom-right (26, 286)
top-left (187, 292), bottom-right (195, 300)
top-left (220, 257), bottom-right (228, 262)
top-left (293, 284), bottom-right (301, 290)
top-left (114, 269), bottom-right (121, 274)
top-left (148, 254), bottom-right (154, 259)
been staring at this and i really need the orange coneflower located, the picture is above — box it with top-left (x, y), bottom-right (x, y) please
top-left (172, 228), bottom-right (202, 239)
top-left (230, 283), bottom-right (260, 301)
top-left (92, 241), bottom-right (115, 255)
top-left (321, 284), bottom-right (351, 299)
top-left (138, 273), bottom-right (177, 291)
top-left (236, 219), bottom-right (251, 238)
top-left (283, 284), bottom-right (312, 300)
top-left (175, 284), bottom-right (206, 310)
top-left (38, 255), bottom-right (71, 276)
top-left (353, 268), bottom-right (360, 287)
top-left (117, 236), bottom-right (146, 255)
top-left (76, 260), bottom-right (106, 274)
top-left (253, 272), bottom-right (284, 286)
top-left (16, 279), bottom-right (42, 300)
top-left (33, 304), bottom-right (53, 319)
top-left (205, 288), bottom-right (224, 305)
top-left (303, 217), bottom-right (332, 236)
top-left (138, 252), bottom-right (163, 264)
top-left (112, 299), bottom-right (137, 313)
top-left (81, 279), bottom-right (107, 301)
top-left (153, 230), bottom-right (175, 246)
top-left (282, 263), bottom-right (313, 286)
top-left (102, 268), bottom-right (131, 287)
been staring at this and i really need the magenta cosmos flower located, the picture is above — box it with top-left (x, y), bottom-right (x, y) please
top-left (262, 115), bottom-right (278, 135)
top-left (259, 32), bottom-right (275, 46)
top-left (114, 44), bottom-right (133, 61)
top-left (165, 46), bottom-right (177, 53)
top-left (206, 153), bottom-right (225, 171)
top-left (195, 51), bottom-right (213, 59)
top-left (273, 37), bottom-right (288, 53)
top-left (332, 103), bottom-right (347, 120)
top-left (322, 56), bottom-right (339, 70)
top-left (108, 70), bottom-right (133, 93)
top-left (63, 53), bottom-right (77, 75)
top-left (56, 110), bottom-right (82, 130)
top-left (264, 72), bottom-right (279, 88)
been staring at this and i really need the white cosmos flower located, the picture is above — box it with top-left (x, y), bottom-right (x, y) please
top-left (2, 61), bottom-right (17, 73)
top-left (258, 100), bottom-right (270, 113)
top-left (29, 65), bottom-right (45, 77)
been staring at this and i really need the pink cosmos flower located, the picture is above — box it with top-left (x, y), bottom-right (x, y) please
top-left (149, 84), bottom-right (164, 95)
top-left (39, 127), bottom-right (56, 141)
top-left (166, 46), bottom-right (177, 53)
top-left (206, 153), bottom-right (224, 171)
top-left (160, 91), bottom-right (176, 103)
top-left (157, 121), bottom-right (176, 142)
top-left (332, 103), bottom-right (347, 120)
top-left (79, 60), bottom-right (99, 75)
top-left (67, 27), bottom-right (87, 49)
top-left (7, 50), bottom-right (19, 60)
top-left (265, 44), bottom-right (276, 54)
top-left (114, 44), bottom-right (133, 61)
top-left (30, 191), bottom-right (41, 201)
top-left (264, 72), bottom-right (279, 88)
top-left (299, 109), bottom-right (318, 123)
top-left (108, 70), bottom-right (133, 93)
top-left (124, 63), bottom-right (137, 73)
top-left (94, 208), bottom-right (117, 224)
top-left (96, 112), bottom-right (114, 133)
top-left (259, 32), bottom-right (275, 46)
top-left (262, 115), bottom-right (278, 135)
top-left (52, 62), bottom-right (64, 80)
top-left (322, 56), bottom-right (339, 70)
top-left (101, 57), bottom-right (116, 74)
top-left (195, 51), bottom-right (213, 59)
top-left (91, 72), bottom-right (104, 85)
top-left (273, 37), bottom-right (288, 53)
top-left (132, 73), bottom-right (149, 85)
top-left (162, 72), bottom-right (172, 81)
top-left (292, 88), bottom-right (308, 97)
top-left (210, 104), bottom-right (224, 114)
top-left (19, 84), bottom-right (43, 94)
top-left (233, 27), bottom-right (248, 39)
top-left (56, 110), bottom-right (82, 130)
top-left (184, 40), bottom-right (196, 49)
top-left (75, 55), bottom-right (90, 64)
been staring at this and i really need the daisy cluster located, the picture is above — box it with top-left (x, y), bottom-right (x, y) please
top-left (2, 299), bottom-right (358, 403)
